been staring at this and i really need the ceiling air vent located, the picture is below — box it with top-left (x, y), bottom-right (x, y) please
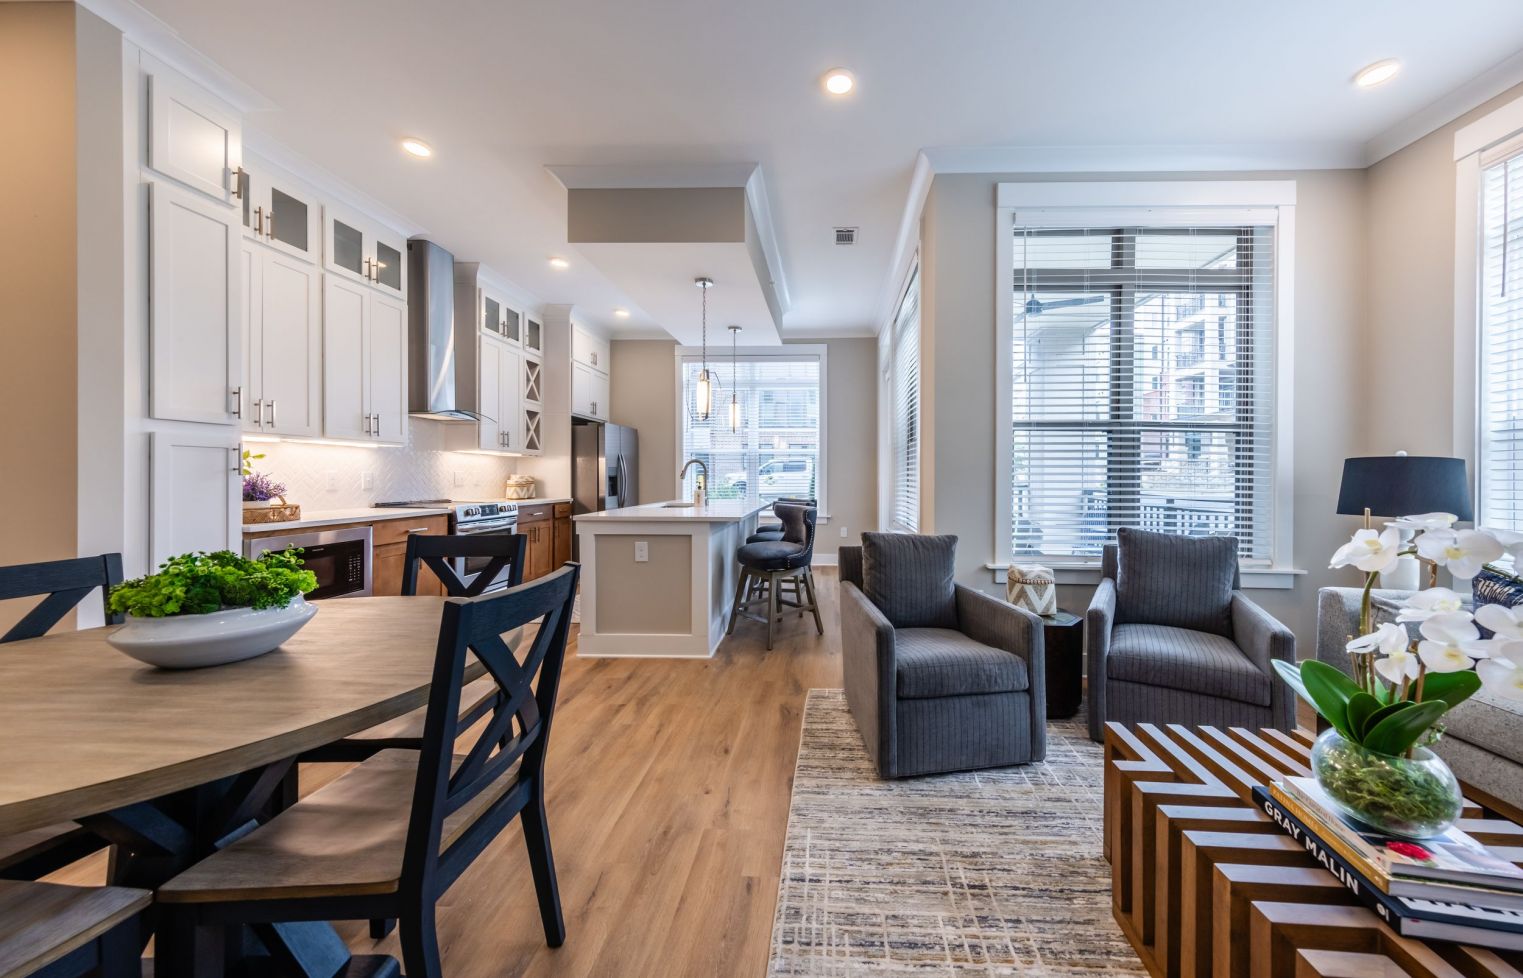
top-left (834, 227), bottom-right (858, 246)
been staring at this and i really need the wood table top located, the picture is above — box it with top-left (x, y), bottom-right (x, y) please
top-left (0, 597), bottom-right (465, 836)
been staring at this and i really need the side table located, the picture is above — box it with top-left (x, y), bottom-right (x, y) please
top-left (1041, 610), bottom-right (1083, 719)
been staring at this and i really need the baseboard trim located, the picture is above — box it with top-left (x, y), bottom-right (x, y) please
top-left (812, 553), bottom-right (838, 567)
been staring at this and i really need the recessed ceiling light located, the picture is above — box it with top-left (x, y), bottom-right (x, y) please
top-left (614, 308), bottom-right (631, 318)
top-left (400, 138), bottom-right (433, 158)
top-left (548, 256), bottom-right (570, 270)
top-left (1354, 60), bottom-right (1401, 88)
top-left (822, 68), bottom-right (855, 96)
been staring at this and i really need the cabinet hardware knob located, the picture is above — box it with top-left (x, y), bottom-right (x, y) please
top-left (230, 447), bottom-right (241, 473)
top-left (231, 167), bottom-right (246, 200)
top-left (266, 400), bottom-right (277, 428)
top-left (253, 398), bottom-right (263, 427)
top-left (265, 211), bottom-right (275, 240)
top-left (253, 206), bottom-right (264, 236)
top-left (405, 527), bottom-right (431, 534)
top-left (231, 386), bottom-right (242, 418)
top-left (374, 412), bottom-right (381, 435)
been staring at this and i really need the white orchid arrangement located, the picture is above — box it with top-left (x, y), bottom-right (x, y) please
top-left (1275, 514), bottom-right (1523, 762)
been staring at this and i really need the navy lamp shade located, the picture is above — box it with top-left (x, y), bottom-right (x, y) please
top-left (1335, 455), bottom-right (1473, 522)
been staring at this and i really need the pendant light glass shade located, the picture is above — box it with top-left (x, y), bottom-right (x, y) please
top-left (727, 324), bottom-right (742, 433)
top-left (695, 368), bottom-right (714, 420)
top-left (693, 277), bottom-right (715, 421)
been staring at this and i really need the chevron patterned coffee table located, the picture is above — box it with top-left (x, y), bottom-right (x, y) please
top-left (1102, 722), bottom-right (1523, 978)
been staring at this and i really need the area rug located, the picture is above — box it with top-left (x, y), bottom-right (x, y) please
top-left (767, 689), bottom-right (1144, 977)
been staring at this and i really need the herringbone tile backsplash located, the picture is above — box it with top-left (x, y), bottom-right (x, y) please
top-left (247, 423), bottom-right (522, 508)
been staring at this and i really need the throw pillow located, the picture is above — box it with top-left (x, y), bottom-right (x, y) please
top-left (861, 532), bottom-right (959, 629)
top-left (1115, 528), bottom-right (1238, 637)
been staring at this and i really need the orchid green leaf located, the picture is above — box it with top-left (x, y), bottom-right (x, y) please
top-left (1363, 700), bottom-right (1448, 756)
top-left (1300, 660), bottom-right (1361, 740)
top-left (1411, 669), bottom-right (1481, 710)
top-left (1346, 691), bottom-right (1382, 742)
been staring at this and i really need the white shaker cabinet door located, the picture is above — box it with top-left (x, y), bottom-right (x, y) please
top-left (478, 336), bottom-right (504, 452)
top-left (592, 371), bottom-right (610, 421)
top-left (368, 293), bottom-right (408, 445)
top-left (257, 251), bottom-right (322, 437)
top-left (149, 181), bottom-right (240, 426)
top-left (323, 275), bottom-right (370, 441)
top-left (149, 429), bottom-right (240, 567)
top-left (571, 361), bottom-right (594, 418)
top-left (498, 344), bottom-right (523, 453)
top-left (147, 70), bottom-right (242, 204)
top-left (240, 243), bottom-right (262, 434)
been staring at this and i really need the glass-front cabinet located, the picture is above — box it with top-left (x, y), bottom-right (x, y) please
top-left (239, 155), bottom-right (320, 263)
top-left (479, 285), bottom-right (523, 345)
top-left (524, 315), bottom-right (543, 355)
top-left (322, 204), bottom-right (408, 299)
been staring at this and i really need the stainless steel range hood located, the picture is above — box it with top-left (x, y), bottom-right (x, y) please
top-left (406, 238), bottom-right (485, 423)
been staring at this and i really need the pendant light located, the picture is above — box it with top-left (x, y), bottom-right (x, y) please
top-left (727, 325), bottom-right (742, 432)
top-left (693, 277), bottom-right (715, 420)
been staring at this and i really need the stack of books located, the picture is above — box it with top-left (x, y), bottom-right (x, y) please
top-left (1253, 777), bottom-right (1523, 949)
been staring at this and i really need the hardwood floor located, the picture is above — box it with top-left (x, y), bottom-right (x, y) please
top-left (50, 568), bottom-right (844, 978)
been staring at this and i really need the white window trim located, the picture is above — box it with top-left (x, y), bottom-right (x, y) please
top-left (672, 343), bottom-right (829, 519)
top-left (990, 180), bottom-right (1299, 589)
top-left (1453, 94), bottom-right (1523, 520)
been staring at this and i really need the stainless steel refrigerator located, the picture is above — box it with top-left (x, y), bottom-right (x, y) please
top-left (572, 419), bottom-right (639, 521)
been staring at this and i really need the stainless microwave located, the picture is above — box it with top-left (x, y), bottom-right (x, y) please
top-left (243, 525), bottom-right (372, 600)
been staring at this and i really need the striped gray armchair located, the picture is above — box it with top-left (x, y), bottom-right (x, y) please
top-left (1085, 528), bottom-right (1296, 742)
top-left (840, 533), bottom-right (1046, 778)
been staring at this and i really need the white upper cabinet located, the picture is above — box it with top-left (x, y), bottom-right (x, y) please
top-left (239, 158), bottom-right (320, 264)
top-left (323, 204), bottom-right (407, 299)
top-left (242, 242), bottom-right (321, 437)
top-left (477, 335), bottom-right (523, 452)
top-left (572, 324), bottom-right (610, 374)
top-left (149, 180), bottom-right (240, 426)
top-left (322, 277), bottom-right (407, 445)
top-left (147, 70), bottom-right (241, 205)
top-left (149, 429), bottom-right (241, 567)
top-left (571, 360), bottom-right (607, 420)
top-left (524, 314), bottom-right (544, 356)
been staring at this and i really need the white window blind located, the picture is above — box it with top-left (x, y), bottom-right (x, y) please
top-left (679, 351), bottom-right (823, 509)
top-left (889, 266), bottom-right (921, 531)
top-left (1481, 146), bottom-right (1523, 531)
top-left (1008, 222), bottom-right (1277, 560)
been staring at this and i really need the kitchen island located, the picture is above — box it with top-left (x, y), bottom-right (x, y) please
top-left (573, 499), bottom-right (768, 657)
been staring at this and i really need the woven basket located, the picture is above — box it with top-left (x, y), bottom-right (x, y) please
top-left (242, 496), bottom-right (300, 525)
top-left (503, 476), bottom-right (537, 501)
top-left (1006, 564), bottom-right (1057, 616)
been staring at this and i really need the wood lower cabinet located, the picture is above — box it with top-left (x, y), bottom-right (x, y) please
top-left (518, 503), bottom-right (572, 582)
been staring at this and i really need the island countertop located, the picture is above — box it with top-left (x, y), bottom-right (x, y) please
top-left (573, 499), bottom-right (770, 524)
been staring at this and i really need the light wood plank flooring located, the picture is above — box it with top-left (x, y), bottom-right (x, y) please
top-left (49, 568), bottom-right (845, 977)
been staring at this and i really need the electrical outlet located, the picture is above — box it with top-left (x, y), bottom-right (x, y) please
top-left (325, 470), bottom-right (337, 492)
top-left (453, 469), bottom-right (465, 486)
top-left (839, 525), bottom-right (848, 538)
top-left (634, 541), bottom-right (649, 563)
top-left (361, 471), bottom-right (374, 490)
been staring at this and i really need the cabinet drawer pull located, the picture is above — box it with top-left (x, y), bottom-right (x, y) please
top-left (253, 398), bottom-right (263, 427)
top-left (231, 386), bottom-right (242, 418)
top-left (253, 206), bottom-right (264, 236)
top-left (265, 400), bottom-right (276, 428)
top-left (405, 527), bottom-right (432, 534)
top-left (265, 211), bottom-right (275, 240)
top-left (232, 167), bottom-right (245, 199)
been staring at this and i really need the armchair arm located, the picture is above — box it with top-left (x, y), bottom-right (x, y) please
top-left (1231, 590), bottom-right (1297, 731)
top-left (1086, 577), bottom-right (1117, 742)
top-left (956, 585), bottom-right (1046, 759)
top-left (840, 581), bottom-right (898, 776)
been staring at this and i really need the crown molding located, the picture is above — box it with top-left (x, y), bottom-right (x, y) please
top-left (1364, 48), bottom-right (1523, 165)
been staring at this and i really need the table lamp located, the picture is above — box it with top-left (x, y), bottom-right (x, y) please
top-left (1335, 452), bottom-right (1472, 589)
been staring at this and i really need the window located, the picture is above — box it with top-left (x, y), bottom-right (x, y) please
top-left (887, 265), bottom-right (921, 531)
top-left (1479, 145), bottom-right (1523, 530)
top-left (1003, 215), bottom-right (1280, 562)
top-left (677, 347), bottom-right (825, 510)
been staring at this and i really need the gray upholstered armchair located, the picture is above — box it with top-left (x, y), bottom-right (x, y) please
top-left (840, 533), bottom-right (1046, 778)
top-left (1086, 528), bottom-right (1295, 742)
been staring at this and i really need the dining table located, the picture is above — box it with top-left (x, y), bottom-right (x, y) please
top-left (0, 595), bottom-right (487, 978)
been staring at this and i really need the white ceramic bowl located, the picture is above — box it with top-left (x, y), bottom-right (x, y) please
top-left (107, 596), bottom-right (318, 669)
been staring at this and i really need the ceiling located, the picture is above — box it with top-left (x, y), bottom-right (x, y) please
top-left (112, 0), bottom-right (1523, 339)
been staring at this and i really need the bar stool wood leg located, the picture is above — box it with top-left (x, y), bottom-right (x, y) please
top-left (726, 569), bottom-right (750, 636)
top-left (804, 569), bottom-right (824, 635)
top-left (766, 571), bottom-right (779, 650)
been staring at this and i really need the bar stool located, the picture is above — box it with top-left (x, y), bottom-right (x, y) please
top-left (746, 497), bottom-right (817, 544)
top-left (728, 503), bottom-right (824, 650)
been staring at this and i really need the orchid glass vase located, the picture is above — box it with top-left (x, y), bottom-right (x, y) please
top-left (1310, 727), bottom-right (1463, 839)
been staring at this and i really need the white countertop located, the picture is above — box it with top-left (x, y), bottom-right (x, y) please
top-left (510, 497), bottom-right (572, 506)
top-left (573, 499), bottom-right (769, 525)
top-left (242, 506), bottom-right (452, 534)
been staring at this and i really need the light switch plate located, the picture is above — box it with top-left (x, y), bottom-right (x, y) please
top-left (634, 541), bottom-right (649, 563)
top-left (361, 471), bottom-right (374, 490)
top-left (453, 469), bottom-right (465, 486)
top-left (839, 525), bottom-right (848, 538)
top-left (325, 470), bottom-right (337, 492)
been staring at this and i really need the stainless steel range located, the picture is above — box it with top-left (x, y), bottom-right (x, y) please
top-left (374, 500), bottom-right (519, 592)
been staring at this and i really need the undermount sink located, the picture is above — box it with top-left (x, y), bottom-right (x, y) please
top-left (661, 501), bottom-right (699, 508)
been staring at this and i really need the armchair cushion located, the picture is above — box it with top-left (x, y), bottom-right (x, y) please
top-left (894, 628), bottom-right (1029, 699)
top-left (1107, 623), bottom-right (1270, 706)
top-left (860, 532), bottom-right (959, 629)
top-left (1115, 528), bottom-right (1238, 637)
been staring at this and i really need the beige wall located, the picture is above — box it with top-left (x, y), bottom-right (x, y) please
top-left (1364, 80), bottom-right (1523, 459)
top-left (0, 4), bottom-right (82, 631)
top-left (608, 336), bottom-right (879, 557)
top-left (919, 170), bottom-right (1369, 648)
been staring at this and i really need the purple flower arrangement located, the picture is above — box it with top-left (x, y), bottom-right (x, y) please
top-left (242, 471), bottom-right (287, 503)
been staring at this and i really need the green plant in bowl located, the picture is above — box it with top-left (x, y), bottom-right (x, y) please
top-left (109, 549), bottom-right (317, 618)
